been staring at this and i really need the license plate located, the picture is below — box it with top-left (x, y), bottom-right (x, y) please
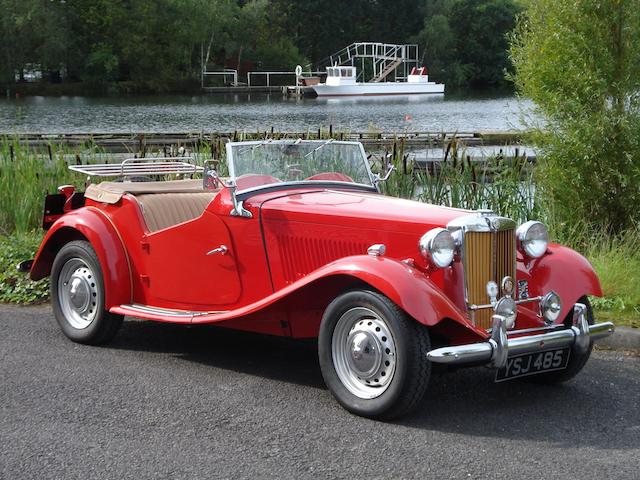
top-left (495, 348), bottom-right (571, 382)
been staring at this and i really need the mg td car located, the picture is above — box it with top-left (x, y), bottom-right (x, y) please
top-left (25, 140), bottom-right (615, 419)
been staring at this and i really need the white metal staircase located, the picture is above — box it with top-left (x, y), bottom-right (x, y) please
top-left (310, 42), bottom-right (420, 83)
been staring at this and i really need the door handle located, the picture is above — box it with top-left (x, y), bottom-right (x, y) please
top-left (206, 245), bottom-right (228, 256)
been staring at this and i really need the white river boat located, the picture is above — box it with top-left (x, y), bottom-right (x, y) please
top-left (311, 66), bottom-right (444, 97)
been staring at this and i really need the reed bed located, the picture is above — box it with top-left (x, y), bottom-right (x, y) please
top-left (2, 133), bottom-right (537, 233)
top-left (375, 137), bottom-right (541, 225)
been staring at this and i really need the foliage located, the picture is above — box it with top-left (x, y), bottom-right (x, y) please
top-left (415, 0), bottom-right (521, 87)
top-left (378, 138), bottom-right (540, 224)
top-left (0, 0), bottom-right (522, 91)
top-left (0, 231), bottom-right (48, 304)
top-left (0, 138), bottom-right (84, 233)
top-left (509, 0), bottom-right (640, 235)
top-left (0, 0), bottom-right (307, 91)
top-left (559, 224), bottom-right (640, 327)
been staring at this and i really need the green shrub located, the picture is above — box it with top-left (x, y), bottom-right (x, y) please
top-left (0, 231), bottom-right (48, 304)
top-left (509, 0), bottom-right (640, 235)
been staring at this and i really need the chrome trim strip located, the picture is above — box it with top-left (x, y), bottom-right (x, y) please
top-left (122, 304), bottom-right (228, 318)
top-left (447, 212), bottom-right (516, 233)
top-left (506, 324), bottom-right (564, 336)
top-left (427, 303), bottom-right (615, 367)
top-left (470, 295), bottom-right (543, 310)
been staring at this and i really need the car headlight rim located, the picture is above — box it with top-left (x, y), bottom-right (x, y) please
top-left (516, 220), bottom-right (549, 259)
top-left (419, 228), bottom-right (455, 269)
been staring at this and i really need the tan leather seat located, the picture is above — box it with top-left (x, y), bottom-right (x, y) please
top-left (135, 192), bottom-right (216, 232)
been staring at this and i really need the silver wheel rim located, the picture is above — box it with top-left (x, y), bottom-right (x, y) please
top-left (57, 258), bottom-right (99, 330)
top-left (331, 307), bottom-right (397, 399)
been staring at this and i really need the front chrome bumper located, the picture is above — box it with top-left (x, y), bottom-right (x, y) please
top-left (427, 303), bottom-right (615, 368)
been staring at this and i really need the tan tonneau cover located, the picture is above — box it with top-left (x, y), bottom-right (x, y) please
top-left (85, 179), bottom-right (209, 204)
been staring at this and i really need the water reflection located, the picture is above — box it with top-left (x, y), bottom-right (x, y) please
top-left (318, 93), bottom-right (445, 105)
top-left (0, 93), bottom-right (533, 133)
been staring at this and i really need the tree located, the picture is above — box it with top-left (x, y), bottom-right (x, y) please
top-left (509, 0), bottom-right (640, 234)
top-left (450, 0), bottom-right (520, 86)
top-left (415, 0), bottom-right (520, 87)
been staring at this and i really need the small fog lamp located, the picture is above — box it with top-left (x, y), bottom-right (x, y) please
top-left (541, 291), bottom-right (562, 324)
top-left (495, 296), bottom-right (517, 329)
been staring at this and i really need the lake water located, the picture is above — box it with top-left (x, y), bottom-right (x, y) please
top-left (0, 92), bottom-right (534, 134)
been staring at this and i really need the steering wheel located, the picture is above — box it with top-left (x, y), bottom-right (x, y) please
top-left (304, 172), bottom-right (354, 183)
top-left (235, 174), bottom-right (281, 190)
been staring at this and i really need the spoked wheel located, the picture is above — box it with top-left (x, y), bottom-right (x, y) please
top-left (319, 290), bottom-right (431, 420)
top-left (51, 240), bottom-right (123, 345)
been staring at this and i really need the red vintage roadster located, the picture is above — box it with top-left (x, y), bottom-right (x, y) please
top-left (26, 140), bottom-right (615, 419)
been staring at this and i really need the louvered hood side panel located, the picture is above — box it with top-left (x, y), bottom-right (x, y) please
top-left (263, 219), bottom-right (369, 288)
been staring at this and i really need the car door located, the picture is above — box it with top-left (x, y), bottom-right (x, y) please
top-left (143, 210), bottom-right (241, 307)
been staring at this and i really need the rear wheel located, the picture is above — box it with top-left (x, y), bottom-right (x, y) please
top-left (51, 240), bottom-right (123, 345)
top-left (318, 290), bottom-right (431, 419)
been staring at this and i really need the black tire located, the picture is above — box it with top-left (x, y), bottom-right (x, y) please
top-left (51, 240), bottom-right (123, 345)
top-left (528, 296), bottom-right (594, 384)
top-left (318, 290), bottom-right (431, 420)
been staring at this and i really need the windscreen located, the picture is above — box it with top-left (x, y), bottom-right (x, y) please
top-left (229, 141), bottom-right (373, 191)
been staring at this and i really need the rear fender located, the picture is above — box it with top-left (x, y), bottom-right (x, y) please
top-left (30, 207), bottom-right (132, 309)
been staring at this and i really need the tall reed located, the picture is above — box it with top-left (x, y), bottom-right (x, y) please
top-left (376, 138), bottom-right (541, 225)
top-left (0, 138), bottom-right (82, 234)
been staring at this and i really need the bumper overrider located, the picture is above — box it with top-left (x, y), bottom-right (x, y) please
top-left (427, 303), bottom-right (615, 368)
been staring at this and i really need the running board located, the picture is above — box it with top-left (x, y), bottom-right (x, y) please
top-left (111, 304), bottom-right (228, 322)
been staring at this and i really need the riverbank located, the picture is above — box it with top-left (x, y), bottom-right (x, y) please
top-left (2, 79), bottom-right (202, 98)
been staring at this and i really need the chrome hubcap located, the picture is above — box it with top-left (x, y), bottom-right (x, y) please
top-left (58, 259), bottom-right (99, 329)
top-left (332, 307), bottom-right (397, 399)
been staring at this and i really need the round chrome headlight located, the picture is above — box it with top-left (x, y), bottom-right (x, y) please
top-left (419, 228), bottom-right (455, 268)
top-left (541, 291), bottom-right (562, 324)
top-left (516, 221), bottom-right (549, 258)
top-left (495, 296), bottom-right (517, 329)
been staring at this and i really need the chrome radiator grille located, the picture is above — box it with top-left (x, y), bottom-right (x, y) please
top-left (462, 228), bottom-right (516, 329)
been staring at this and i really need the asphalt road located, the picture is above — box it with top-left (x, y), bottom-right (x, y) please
top-left (1, 304), bottom-right (639, 480)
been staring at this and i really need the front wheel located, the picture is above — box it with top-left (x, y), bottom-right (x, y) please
top-left (528, 296), bottom-right (594, 384)
top-left (318, 290), bottom-right (431, 420)
top-left (51, 240), bottom-right (123, 345)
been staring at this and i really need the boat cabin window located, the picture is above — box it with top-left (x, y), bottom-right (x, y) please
top-left (327, 67), bottom-right (355, 78)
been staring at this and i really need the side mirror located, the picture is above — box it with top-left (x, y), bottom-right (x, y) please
top-left (203, 160), bottom-right (221, 190)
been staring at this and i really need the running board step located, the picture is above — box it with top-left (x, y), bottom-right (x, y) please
top-left (112, 304), bottom-right (228, 321)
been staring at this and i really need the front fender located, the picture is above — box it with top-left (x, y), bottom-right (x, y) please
top-left (30, 207), bottom-right (132, 309)
top-left (323, 256), bottom-right (472, 328)
top-left (525, 244), bottom-right (602, 321)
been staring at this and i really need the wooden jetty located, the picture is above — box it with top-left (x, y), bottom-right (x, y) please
top-left (5, 130), bottom-right (525, 154)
